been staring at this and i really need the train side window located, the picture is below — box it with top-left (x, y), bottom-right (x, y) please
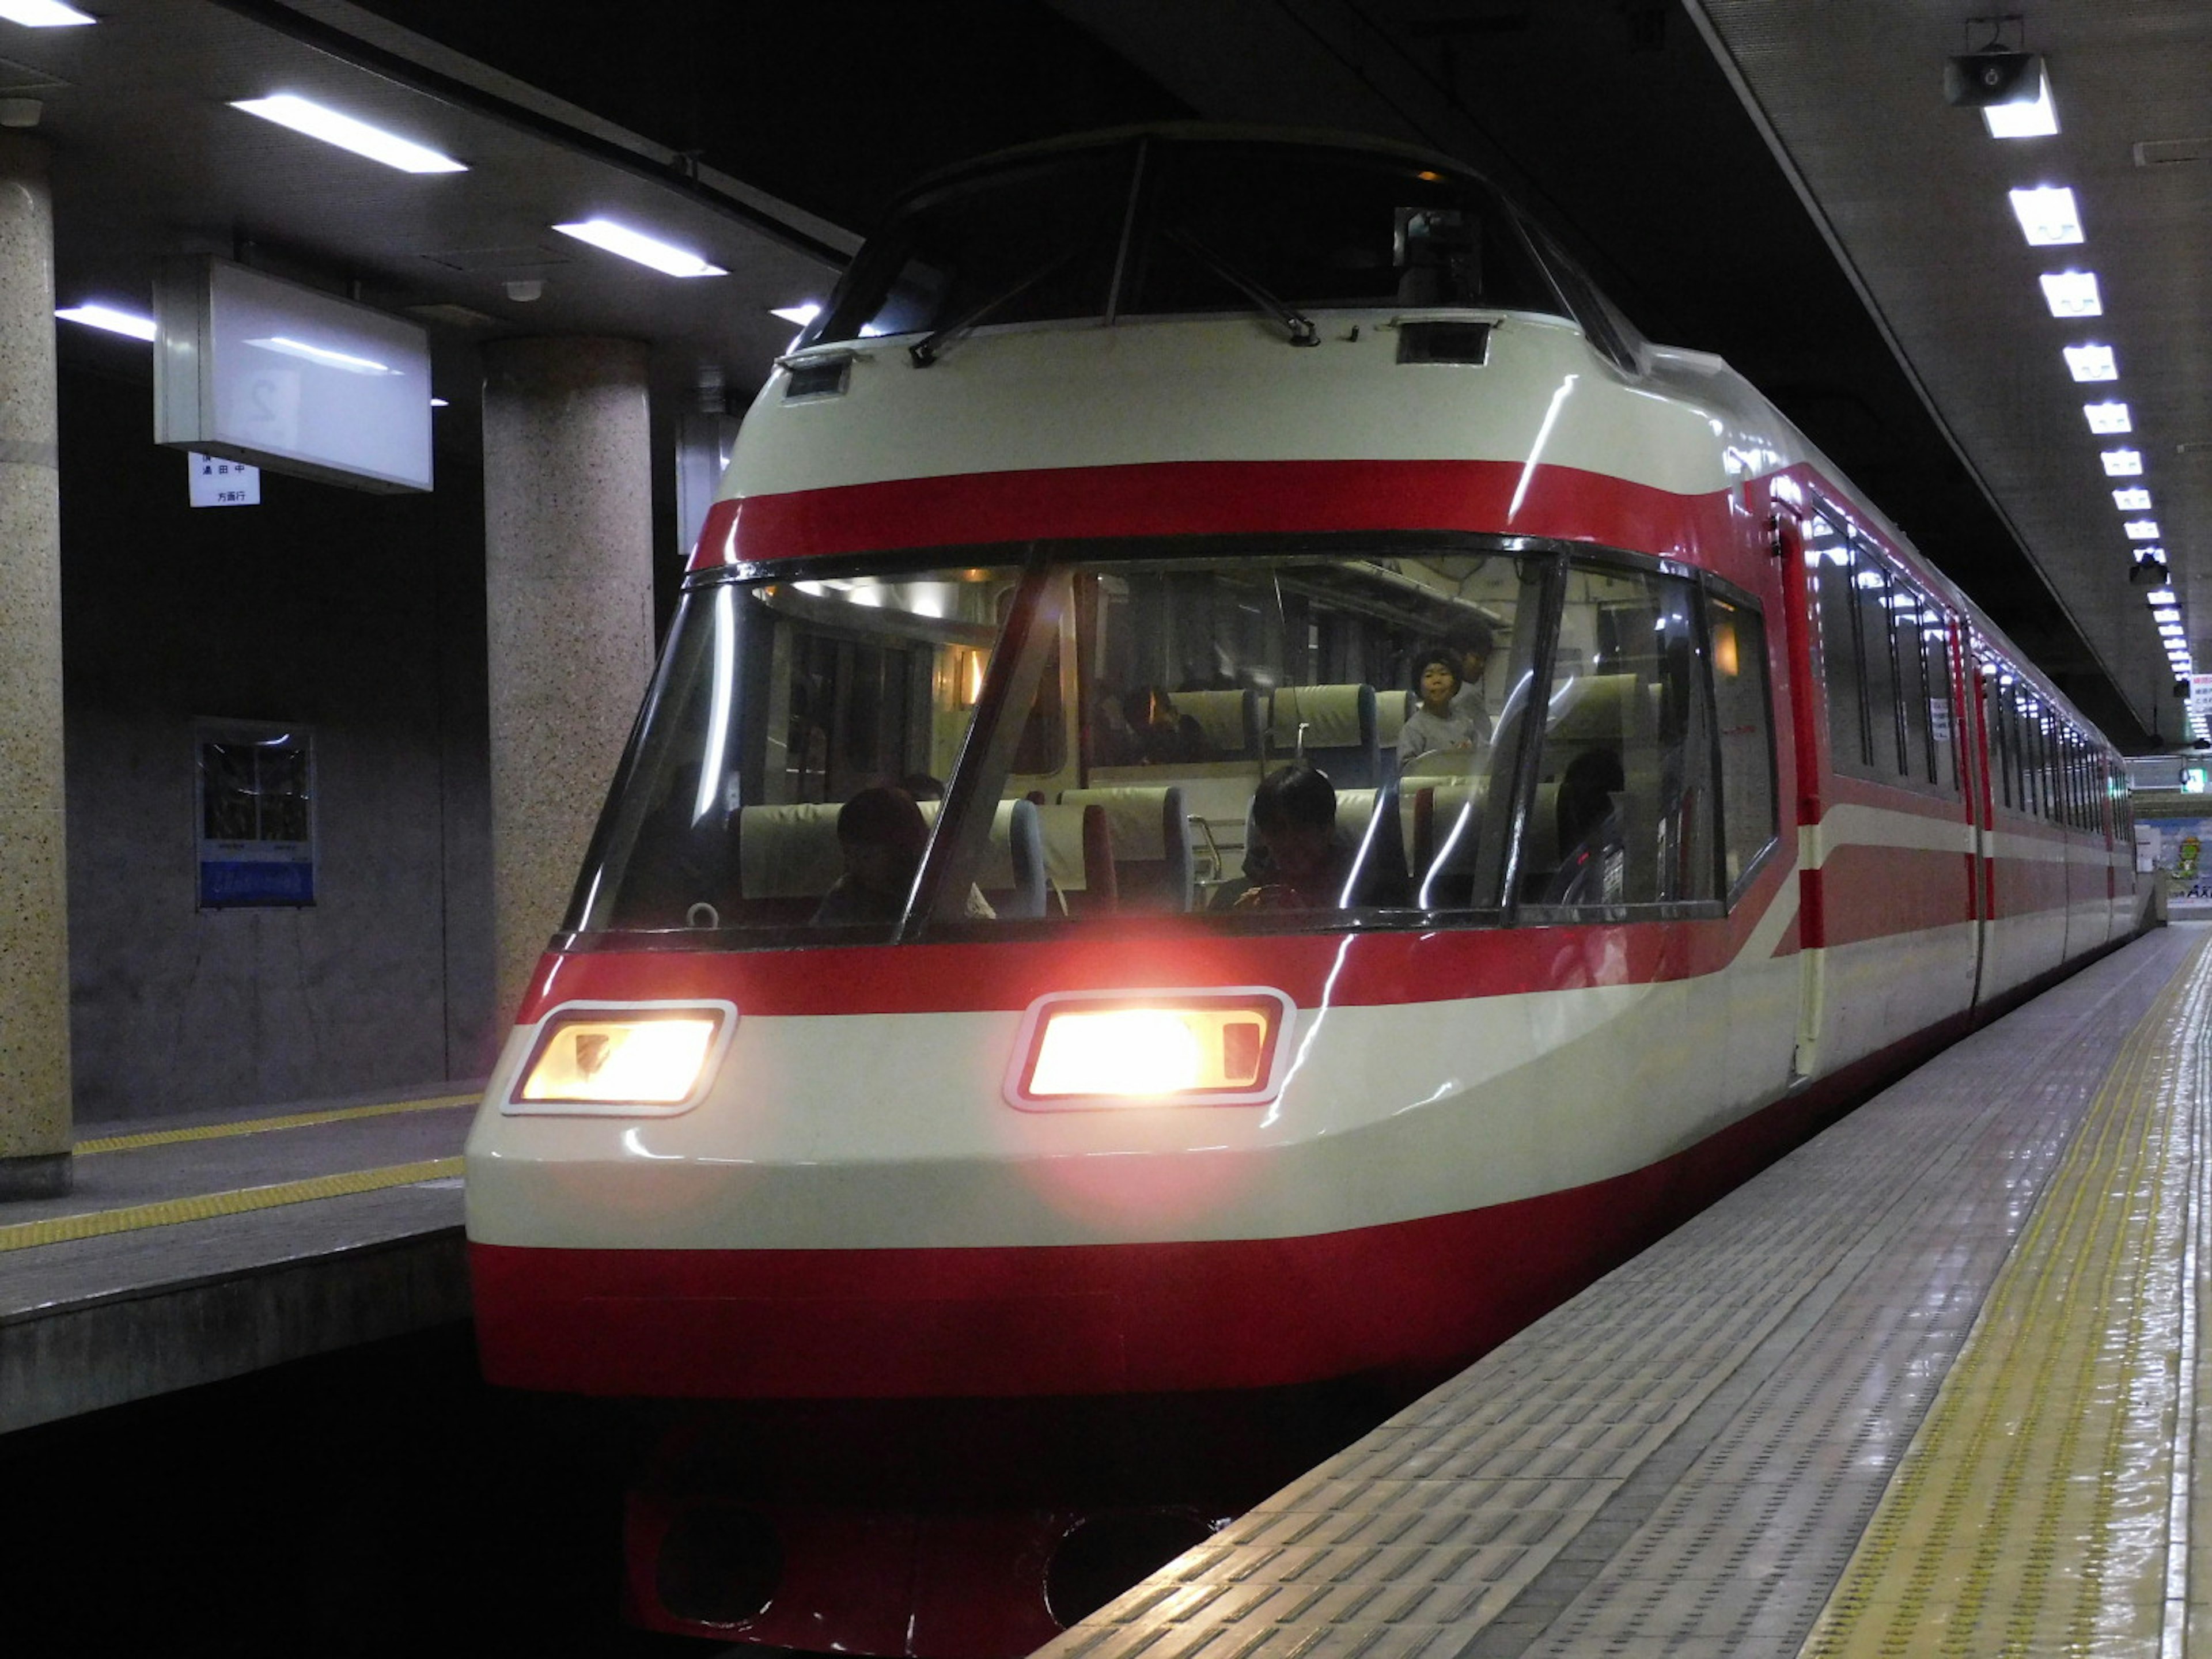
top-left (1705, 593), bottom-right (1777, 894)
top-left (1853, 557), bottom-right (1906, 778)
top-left (1892, 589), bottom-right (1933, 789)
top-left (1514, 562), bottom-right (1717, 912)
top-left (1809, 517), bottom-right (1869, 773)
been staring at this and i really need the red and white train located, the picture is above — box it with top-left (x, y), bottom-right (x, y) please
top-left (464, 127), bottom-right (2147, 1653)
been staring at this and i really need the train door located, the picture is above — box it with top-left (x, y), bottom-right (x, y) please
top-left (1773, 507), bottom-right (1827, 1084)
top-left (1958, 630), bottom-right (1995, 1007)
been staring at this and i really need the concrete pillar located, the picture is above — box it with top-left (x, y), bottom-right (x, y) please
top-left (0, 134), bottom-right (70, 1199)
top-left (482, 338), bottom-right (654, 1024)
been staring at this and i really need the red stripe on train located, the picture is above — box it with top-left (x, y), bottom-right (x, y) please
top-left (688, 459), bottom-right (1738, 571)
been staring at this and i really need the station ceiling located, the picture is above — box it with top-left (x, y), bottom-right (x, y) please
top-left (22, 0), bottom-right (2199, 750)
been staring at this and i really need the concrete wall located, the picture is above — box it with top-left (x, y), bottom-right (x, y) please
top-left (58, 368), bottom-right (497, 1122)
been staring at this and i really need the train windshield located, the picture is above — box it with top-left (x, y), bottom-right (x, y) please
top-left (568, 539), bottom-right (1756, 944)
top-left (813, 138), bottom-right (1562, 345)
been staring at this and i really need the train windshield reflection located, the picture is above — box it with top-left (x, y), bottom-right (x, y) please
top-left (569, 541), bottom-right (1548, 941)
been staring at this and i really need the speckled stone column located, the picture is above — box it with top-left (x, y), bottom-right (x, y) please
top-left (482, 338), bottom-right (654, 1025)
top-left (0, 134), bottom-right (70, 1198)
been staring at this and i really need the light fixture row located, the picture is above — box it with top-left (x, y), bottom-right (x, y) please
top-left (58, 88), bottom-right (729, 347)
top-left (1990, 71), bottom-right (2188, 684)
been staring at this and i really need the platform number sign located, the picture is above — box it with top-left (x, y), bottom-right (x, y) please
top-left (188, 451), bottom-right (261, 507)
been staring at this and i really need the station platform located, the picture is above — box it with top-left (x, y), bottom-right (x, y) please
top-left (1041, 924), bottom-right (2212, 1659)
top-left (0, 1085), bottom-right (477, 1434)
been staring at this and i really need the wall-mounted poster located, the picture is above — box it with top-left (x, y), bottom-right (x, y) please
top-left (195, 721), bottom-right (315, 907)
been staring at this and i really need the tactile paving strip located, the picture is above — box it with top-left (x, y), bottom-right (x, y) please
top-left (1035, 928), bottom-right (2204, 1659)
top-left (1801, 934), bottom-right (2212, 1657)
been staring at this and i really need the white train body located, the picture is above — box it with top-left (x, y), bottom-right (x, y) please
top-left (464, 128), bottom-right (2141, 1652)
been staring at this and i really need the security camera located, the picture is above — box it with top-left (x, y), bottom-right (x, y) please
top-left (2132, 557), bottom-right (2171, 588)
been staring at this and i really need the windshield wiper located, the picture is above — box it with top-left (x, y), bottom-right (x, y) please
top-left (1161, 228), bottom-right (1320, 348)
top-left (910, 248), bottom-right (1080, 367)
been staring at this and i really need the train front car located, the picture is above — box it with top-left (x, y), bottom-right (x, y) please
top-left (467, 129), bottom-right (1812, 1653)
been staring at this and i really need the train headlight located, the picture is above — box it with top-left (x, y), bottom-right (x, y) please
top-left (506, 1002), bottom-right (735, 1115)
top-left (1007, 988), bottom-right (1296, 1109)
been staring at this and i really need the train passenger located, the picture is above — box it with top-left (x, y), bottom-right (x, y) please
top-left (1448, 622), bottom-right (1495, 735)
top-left (1399, 650), bottom-right (1482, 766)
top-left (1215, 763), bottom-right (1345, 911)
top-left (811, 786), bottom-right (928, 926)
top-left (1116, 685), bottom-right (1213, 765)
top-left (1547, 748), bottom-right (1627, 905)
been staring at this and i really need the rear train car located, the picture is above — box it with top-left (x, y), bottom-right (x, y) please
top-left (463, 127), bottom-right (2143, 1654)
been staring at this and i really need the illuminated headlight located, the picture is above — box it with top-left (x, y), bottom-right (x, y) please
top-left (506, 1002), bottom-right (735, 1115)
top-left (1007, 988), bottom-right (1296, 1109)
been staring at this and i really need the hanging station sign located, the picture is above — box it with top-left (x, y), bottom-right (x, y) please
top-left (153, 256), bottom-right (433, 494)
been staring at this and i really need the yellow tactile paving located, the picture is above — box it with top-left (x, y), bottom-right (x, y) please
top-left (0, 1157), bottom-right (465, 1253)
top-left (1802, 934), bottom-right (2212, 1659)
top-left (74, 1092), bottom-right (479, 1155)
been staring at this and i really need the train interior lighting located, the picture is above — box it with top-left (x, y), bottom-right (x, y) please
top-left (2154, 609), bottom-right (2181, 624)
top-left (2062, 343), bottom-right (2116, 381)
top-left (2113, 488), bottom-right (2153, 512)
top-left (2009, 185), bottom-right (2083, 245)
top-left (2125, 521), bottom-right (2162, 540)
top-left (55, 301), bottom-right (154, 340)
top-left (2039, 271), bottom-right (2100, 316)
top-left (0, 0), bottom-right (92, 24)
top-left (552, 218), bottom-right (727, 278)
top-left (2102, 449), bottom-right (2143, 476)
top-left (2085, 402), bottom-right (2132, 433)
top-left (513, 1011), bottom-right (725, 1107)
top-left (2149, 589), bottom-right (2178, 606)
top-left (228, 94), bottom-right (467, 175)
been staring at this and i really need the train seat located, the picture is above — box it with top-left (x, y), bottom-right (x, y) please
top-left (736, 802), bottom-right (847, 922)
top-left (1409, 779), bottom-right (1488, 887)
top-left (1171, 688), bottom-right (1263, 760)
top-left (1031, 801), bottom-right (1114, 915)
top-left (1056, 786), bottom-right (1194, 911)
top-left (1267, 684), bottom-right (1382, 787)
top-left (737, 797), bottom-right (1046, 922)
top-left (1374, 688), bottom-right (1412, 755)
top-left (919, 798), bottom-right (1046, 919)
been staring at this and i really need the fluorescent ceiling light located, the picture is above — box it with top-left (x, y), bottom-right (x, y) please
top-left (2039, 271), bottom-right (2101, 317)
top-left (2160, 624), bottom-right (2186, 638)
top-left (430, 397), bottom-right (449, 408)
top-left (2085, 401), bottom-right (2133, 434)
top-left (2009, 185), bottom-right (2083, 245)
top-left (55, 302), bottom-right (154, 340)
top-left (0, 0), bottom-right (93, 22)
top-left (1982, 65), bottom-right (2059, 138)
top-left (2126, 521), bottom-right (2162, 540)
top-left (2154, 608), bottom-right (2182, 624)
top-left (2150, 589), bottom-right (2179, 605)
top-left (230, 94), bottom-right (466, 175)
top-left (552, 219), bottom-right (725, 277)
top-left (2114, 487), bottom-right (2153, 511)
top-left (2102, 449), bottom-right (2143, 476)
top-left (771, 301), bottom-right (821, 327)
top-left (246, 334), bottom-right (396, 375)
top-left (2063, 343), bottom-right (2118, 381)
